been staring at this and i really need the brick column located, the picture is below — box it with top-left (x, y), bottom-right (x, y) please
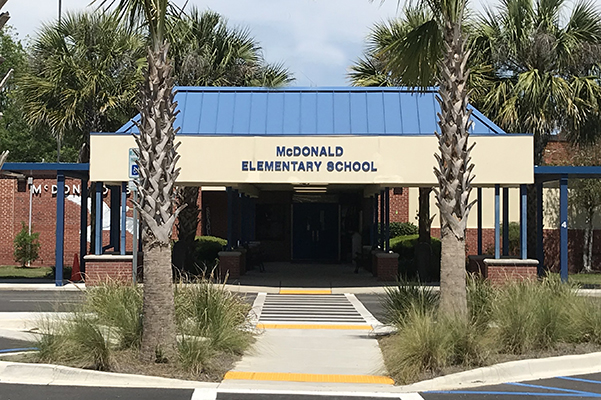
top-left (375, 252), bottom-right (400, 281)
top-left (218, 251), bottom-right (242, 280)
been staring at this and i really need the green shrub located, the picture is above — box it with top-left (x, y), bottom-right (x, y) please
top-left (390, 235), bottom-right (441, 282)
top-left (175, 277), bottom-right (252, 354)
top-left (383, 280), bottom-right (438, 324)
top-left (84, 282), bottom-right (143, 349)
top-left (194, 236), bottom-right (227, 266)
top-left (381, 222), bottom-right (418, 237)
top-left (13, 222), bottom-right (41, 267)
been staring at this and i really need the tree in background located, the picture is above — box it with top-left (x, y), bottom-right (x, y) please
top-left (169, 8), bottom-right (293, 271)
top-left (19, 11), bottom-right (145, 162)
top-left (471, 0), bottom-right (601, 258)
top-left (570, 145), bottom-right (601, 273)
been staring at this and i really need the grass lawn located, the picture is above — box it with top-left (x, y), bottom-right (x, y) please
top-left (0, 265), bottom-right (52, 279)
top-left (548, 272), bottom-right (601, 286)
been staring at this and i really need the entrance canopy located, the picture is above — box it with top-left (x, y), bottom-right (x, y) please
top-left (90, 87), bottom-right (534, 189)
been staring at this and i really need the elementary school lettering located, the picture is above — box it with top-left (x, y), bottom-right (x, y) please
top-left (241, 146), bottom-right (377, 173)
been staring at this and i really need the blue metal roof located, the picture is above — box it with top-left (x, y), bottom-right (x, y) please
top-left (109, 87), bottom-right (508, 136)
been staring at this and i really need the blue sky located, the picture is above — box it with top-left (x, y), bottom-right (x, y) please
top-left (9, 0), bottom-right (597, 86)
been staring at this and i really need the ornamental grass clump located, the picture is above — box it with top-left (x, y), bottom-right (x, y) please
top-left (35, 313), bottom-right (111, 371)
top-left (386, 307), bottom-right (450, 384)
top-left (383, 280), bottom-right (439, 324)
top-left (84, 281), bottom-right (143, 349)
top-left (568, 297), bottom-right (601, 345)
top-left (175, 277), bottom-right (253, 354)
top-left (490, 277), bottom-right (577, 353)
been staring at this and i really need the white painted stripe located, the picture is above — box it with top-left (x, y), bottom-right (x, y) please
top-left (399, 393), bottom-right (426, 400)
top-left (191, 388), bottom-right (217, 400)
top-left (217, 388), bottom-right (418, 398)
top-left (345, 293), bottom-right (382, 326)
top-left (249, 292), bottom-right (267, 326)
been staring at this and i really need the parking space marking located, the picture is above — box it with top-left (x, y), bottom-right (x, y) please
top-left (558, 376), bottom-right (601, 385)
top-left (509, 382), bottom-right (601, 396)
top-left (426, 389), bottom-right (601, 397)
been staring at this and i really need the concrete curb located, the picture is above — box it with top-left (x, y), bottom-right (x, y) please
top-left (0, 361), bottom-right (219, 389)
top-left (1, 351), bottom-right (601, 393)
top-left (0, 283), bottom-right (85, 291)
top-left (404, 351), bottom-right (601, 391)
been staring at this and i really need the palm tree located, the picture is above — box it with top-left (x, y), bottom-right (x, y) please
top-left (168, 8), bottom-right (293, 269)
top-left (19, 11), bottom-right (144, 162)
top-left (471, 0), bottom-right (601, 258)
top-left (350, 10), bottom-right (443, 282)
top-left (93, 0), bottom-right (183, 362)
top-left (359, 2), bottom-right (474, 313)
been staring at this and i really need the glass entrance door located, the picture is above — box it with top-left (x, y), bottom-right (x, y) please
top-left (292, 203), bottom-right (339, 261)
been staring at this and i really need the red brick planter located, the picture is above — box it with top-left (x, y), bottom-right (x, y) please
top-left (83, 255), bottom-right (136, 286)
top-left (483, 258), bottom-right (539, 284)
top-left (375, 252), bottom-right (400, 281)
top-left (218, 251), bottom-right (243, 280)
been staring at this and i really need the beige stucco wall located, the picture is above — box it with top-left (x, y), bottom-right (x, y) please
top-left (408, 187), bottom-right (523, 229)
top-left (90, 134), bottom-right (533, 186)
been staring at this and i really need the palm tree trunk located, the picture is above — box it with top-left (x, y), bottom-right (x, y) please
top-left (583, 210), bottom-right (594, 273)
top-left (434, 19), bottom-right (474, 317)
top-left (140, 238), bottom-right (177, 361)
top-left (134, 43), bottom-right (183, 362)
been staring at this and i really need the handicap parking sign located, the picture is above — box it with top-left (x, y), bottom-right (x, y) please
top-left (129, 148), bottom-right (139, 179)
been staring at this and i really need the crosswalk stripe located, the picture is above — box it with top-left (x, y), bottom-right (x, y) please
top-left (257, 293), bottom-right (372, 327)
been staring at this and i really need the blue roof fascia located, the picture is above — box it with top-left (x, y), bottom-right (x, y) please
top-left (2, 162), bottom-right (90, 171)
top-left (535, 165), bottom-right (601, 181)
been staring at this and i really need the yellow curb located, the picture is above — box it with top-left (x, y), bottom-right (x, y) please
top-left (256, 323), bottom-right (373, 330)
top-left (279, 289), bottom-right (332, 295)
top-left (223, 371), bottom-right (394, 385)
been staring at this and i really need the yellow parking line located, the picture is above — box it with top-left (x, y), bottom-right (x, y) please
top-left (223, 371), bottom-right (394, 384)
top-left (279, 289), bottom-right (332, 295)
top-left (256, 323), bottom-right (372, 330)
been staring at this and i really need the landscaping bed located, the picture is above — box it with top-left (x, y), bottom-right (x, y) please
top-left (6, 279), bottom-right (255, 381)
top-left (379, 277), bottom-right (601, 384)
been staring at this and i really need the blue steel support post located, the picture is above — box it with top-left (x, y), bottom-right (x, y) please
top-left (120, 182), bottom-right (127, 255)
top-left (55, 173), bottom-right (65, 287)
top-left (520, 184), bottom-right (527, 260)
top-left (226, 187), bottom-right (233, 250)
top-left (385, 188), bottom-right (390, 251)
top-left (536, 181), bottom-right (545, 276)
top-left (477, 187), bottom-right (483, 255)
top-left (380, 190), bottom-right (385, 249)
top-left (95, 182), bottom-right (103, 255)
top-left (502, 187), bottom-right (509, 256)
top-left (495, 185), bottom-right (500, 259)
top-left (79, 180), bottom-right (88, 273)
top-left (560, 176), bottom-right (569, 282)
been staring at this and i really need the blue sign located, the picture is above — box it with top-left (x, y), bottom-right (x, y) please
top-left (129, 148), bottom-right (139, 179)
